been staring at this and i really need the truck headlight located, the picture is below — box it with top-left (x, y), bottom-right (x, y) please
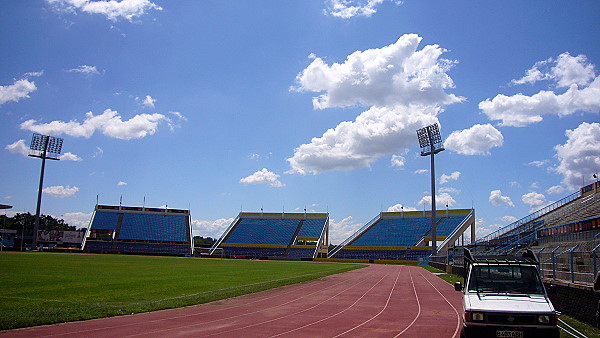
top-left (538, 314), bottom-right (558, 324)
top-left (465, 311), bottom-right (484, 322)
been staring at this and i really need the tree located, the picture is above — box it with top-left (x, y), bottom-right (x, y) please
top-left (1, 213), bottom-right (76, 237)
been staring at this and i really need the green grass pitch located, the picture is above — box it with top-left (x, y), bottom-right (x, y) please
top-left (0, 252), bottom-right (363, 330)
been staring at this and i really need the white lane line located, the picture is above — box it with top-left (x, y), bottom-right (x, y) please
top-left (332, 265), bottom-right (403, 337)
top-left (394, 266), bottom-right (422, 337)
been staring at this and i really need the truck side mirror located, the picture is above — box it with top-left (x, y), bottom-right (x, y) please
top-left (454, 281), bottom-right (463, 291)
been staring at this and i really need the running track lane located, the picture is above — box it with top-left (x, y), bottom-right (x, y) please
top-left (1, 265), bottom-right (463, 337)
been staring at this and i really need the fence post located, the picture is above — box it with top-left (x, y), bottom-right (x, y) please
top-left (593, 243), bottom-right (600, 278)
top-left (568, 245), bottom-right (579, 283)
top-left (551, 246), bottom-right (559, 280)
top-left (537, 247), bottom-right (545, 276)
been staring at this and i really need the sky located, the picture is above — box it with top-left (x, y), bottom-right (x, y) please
top-left (1, 0), bottom-right (599, 244)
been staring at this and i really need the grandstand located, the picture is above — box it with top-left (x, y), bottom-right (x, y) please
top-left (329, 209), bottom-right (475, 261)
top-left (209, 212), bottom-right (329, 259)
top-left (82, 205), bottom-right (193, 256)
top-left (464, 182), bottom-right (600, 285)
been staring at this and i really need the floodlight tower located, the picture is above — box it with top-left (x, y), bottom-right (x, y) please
top-left (416, 123), bottom-right (445, 255)
top-left (29, 134), bottom-right (63, 249)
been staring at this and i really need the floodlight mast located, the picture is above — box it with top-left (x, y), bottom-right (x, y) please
top-left (29, 134), bottom-right (63, 249)
top-left (416, 124), bottom-right (445, 256)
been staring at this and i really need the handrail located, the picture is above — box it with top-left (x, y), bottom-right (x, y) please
top-left (476, 191), bottom-right (580, 244)
top-left (312, 216), bottom-right (329, 258)
top-left (437, 210), bottom-right (474, 252)
top-left (209, 213), bottom-right (241, 254)
top-left (328, 213), bottom-right (381, 258)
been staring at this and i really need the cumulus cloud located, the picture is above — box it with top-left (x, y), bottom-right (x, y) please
top-left (240, 168), bottom-right (285, 188)
top-left (20, 109), bottom-right (171, 140)
top-left (43, 185), bottom-right (79, 198)
top-left (0, 78), bottom-right (37, 105)
top-left (60, 212), bottom-right (92, 228)
top-left (481, 53), bottom-right (599, 127)
top-left (66, 65), bottom-right (102, 77)
top-left (414, 169), bottom-right (428, 175)
top-left (417, 192), bottom-right (456, 208)
top-left (47, 0), bottom-right (162, 22)
top-left (499, 215), bottom-right (518, 224)
top-left (390, 154), bottom-right (406, 168)
top-left (5, 140), bottom-right (29, 156)
top-left (324, 0), bottom-right (399, 19)
top-left (444, 124), bottom-right (504, 155)
top-left (288, 34), bottom-right (462, 175)
top-left (287, 105), bottom-right (439, 174)
top-left (489, 190), bottom-right (514, 207)
top-left (191, 218), bottom-right (234, 238)
top-left (439, 171), bottom-right (460, 184)
top-left (511, 52), bottom-right (596, 88)
top-left (59, 152), bottom-right (83, 161)
top-left (546, 185), bottom-right (565, 195)
top-left (521, 192), bottom-right (546, 210)
top-left (293, 34), bottom-right (463, 110)
top-left (138, 95), bottom-right (156, 108)
top-left (329, 216), bottom-right (363, 245)
top-left (387, 204), bottom-right (418, 212)
top-left (553, 122), bottom-right (600, 189)
top-left (117, 181), bottom-right (127, 186)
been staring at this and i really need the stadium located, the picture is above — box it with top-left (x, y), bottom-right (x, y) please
top-left (2, 182), bottom-right (599, 335)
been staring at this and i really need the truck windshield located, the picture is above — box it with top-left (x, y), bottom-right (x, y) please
top-left (467, 265), bottom-right (544, 294)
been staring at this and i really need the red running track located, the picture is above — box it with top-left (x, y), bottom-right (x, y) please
top-left (2, 265), bottom-right (463, 337)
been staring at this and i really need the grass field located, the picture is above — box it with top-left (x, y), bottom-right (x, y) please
top-left (0, 252), bottom-right (363, 330)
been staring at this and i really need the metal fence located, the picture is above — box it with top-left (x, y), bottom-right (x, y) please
top-left (430, 245), bottom-right (598, 286)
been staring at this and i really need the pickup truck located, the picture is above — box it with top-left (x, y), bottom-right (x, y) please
top-left (454, 248), bottom-right (560, 338)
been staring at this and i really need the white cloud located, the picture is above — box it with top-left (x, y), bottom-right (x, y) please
top-left (512, 53), bottom-right (596, 88)
top-left (499, 215), bottom-right (518, 224)
top-left (527, 160), bottom-right (549, 167)
top-left (521, 192), bottom-right (546, 210)
top-left (489, 190), bottom-right (514, 207)
top-left (67, 65), bottom-right (101, 77)
top-left (553, 122), bottom-right (600, 189)
top-left (414, 169), bottom-right (428, 175)
top-left (138, 95), bottom-right (156, 108)
top-left (60, 212), bottom-right (92, 228)
top-left (47, 0), bottom-right (163, 22)
top-left (117, 181), bottom-right (127, 186)
top-left (324, 0), bottom-right (397, 19)
top-left (0, 79), bottom-right (37, 105)
top-left (440, 171), bottom-right (460, 184)
top-left (387, 204), bottom-right (418, 212)
top-left (191, 218), bottom-right (234, 238)
top-left (546, 185), bottom-right (565, 195)
top-left (59, 152), bottom-right (83, 161)
top-left (20, 109), bottom-right (171, 140)
top-left (417, 192), bottom-right (456, 208)
top-left (240, 168), bottom-right (285, 188)
top-left (293, 34), bottom-right (463, 110)
top-left (329, 216), bottom-right (363, 245)
top-left (5, 139), bottom-right (29, 157)
top-left (43, 185), bottom-right (79, 198)
top-left (481, 53), bottom-right (599, 127)
top-left (439, 187), bottom-right (460, 194)
top-left (390, 154), bottom-right (405, 168)
top-left (287, 105), bottom-right (439, 174)
top-left (444, 124), bottom-right (504, 155)
top-left (288, 34), bottom-right (463, 175)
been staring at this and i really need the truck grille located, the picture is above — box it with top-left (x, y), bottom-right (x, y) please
top-left (486, 314), bottom-right (536, 325)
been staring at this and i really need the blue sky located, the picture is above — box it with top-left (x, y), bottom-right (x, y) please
top-left (1, 0), bottom-right (599, 244)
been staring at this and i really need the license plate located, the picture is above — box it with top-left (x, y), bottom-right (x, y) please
top-left (496, 331), bottom-right (523, 338)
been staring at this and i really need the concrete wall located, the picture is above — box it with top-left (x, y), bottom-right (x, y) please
top-left (545, 281), bottom-right (599, 327)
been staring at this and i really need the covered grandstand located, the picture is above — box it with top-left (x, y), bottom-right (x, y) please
top-left (210, 212), bottom-right (329, 259)
top-left (329, 209), bottom-right (475, 262)
top-left (82, 205), bottom-right (193, 256)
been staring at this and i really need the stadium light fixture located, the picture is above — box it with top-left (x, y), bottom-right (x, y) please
top-left (416, 123), bottom-right (445, 255)
top-left (29, 134), bottom-right (63, 249)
